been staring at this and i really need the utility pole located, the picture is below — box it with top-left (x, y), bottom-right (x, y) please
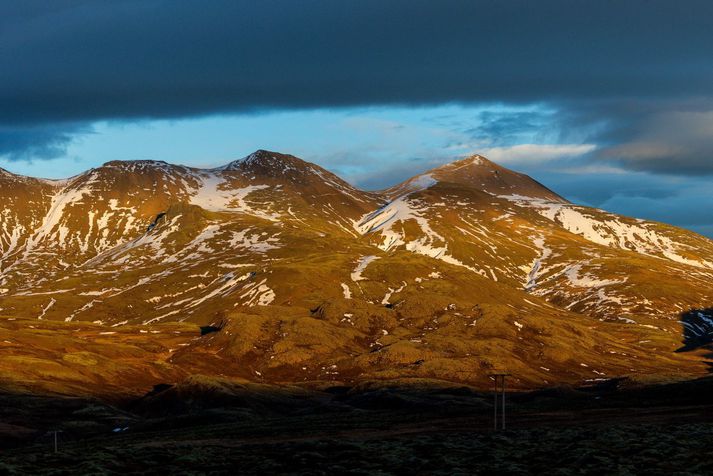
top-left (490, 373), bottom-right (509, 430)
top-left (493, 377), bottom-right (498, 430)
top-left (51, 430), bottom-right (62, 453)
top-left (502, 375), bottom-right (506, 430)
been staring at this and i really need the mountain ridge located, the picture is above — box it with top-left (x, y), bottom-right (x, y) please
top-left (1, 149), bottom-right (712, 396)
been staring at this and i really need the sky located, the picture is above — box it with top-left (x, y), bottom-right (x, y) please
top-left (2, 1), bottom-right (713, 236)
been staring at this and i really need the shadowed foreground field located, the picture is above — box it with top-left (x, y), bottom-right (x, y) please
top-left (5, 422), bottom-right (713, 475)
top-left (2, 377), bottom-right (713, 475)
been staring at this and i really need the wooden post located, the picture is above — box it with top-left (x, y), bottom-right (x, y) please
top-left (54, 430), bottom-right (58, 453)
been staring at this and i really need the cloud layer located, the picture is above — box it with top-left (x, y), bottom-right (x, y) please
top-left (2, 0), bottom-right (713, 212)
top-left (4, 1), bottom-right (713, 121)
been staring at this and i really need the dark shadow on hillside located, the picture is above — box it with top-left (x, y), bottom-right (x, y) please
top-left (676, 307), bottom-right (713, 372)
top-left (6, 377), bottom-right (713, 475)
top-left (6, 372), bottom-right (713, 475)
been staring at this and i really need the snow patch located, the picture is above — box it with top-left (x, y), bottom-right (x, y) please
top-left (351, 255), bottom-right (381, 281)
top-left (501, 194), bottom-right (713, 270)
top-left (190, 173), bottom-right (279, 221)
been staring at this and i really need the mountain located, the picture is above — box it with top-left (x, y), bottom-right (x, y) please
top-left (1, 150), bottom-right (712, 397)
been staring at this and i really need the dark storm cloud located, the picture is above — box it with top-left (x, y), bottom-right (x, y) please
top-left (3, 0), bottom-right (713, 122)
top-left (543, 98), bottom-right (713, 176)
top-left (3, 0), bottom-right (713, 173)
top-left (0, 123), bottom-right (91, 161)
top-left (596, 106), bottom-right (713, 175)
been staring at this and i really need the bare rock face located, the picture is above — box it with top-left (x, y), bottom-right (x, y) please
top-left (1, 150), bottom-right (712, 396)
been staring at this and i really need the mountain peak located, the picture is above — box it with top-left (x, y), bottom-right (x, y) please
top-left (446, 154), bottom-right (488, 167)
top-left (243, 149), bottom-right (283, 163)
top-left (385, 153), bottom-right (565, 202)
top-left (433, 154), bottom-right (499, 173)
top-left (102, 159), bottom-right (172, 169)
top-left (216, 150), bottom-right (303, 172)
